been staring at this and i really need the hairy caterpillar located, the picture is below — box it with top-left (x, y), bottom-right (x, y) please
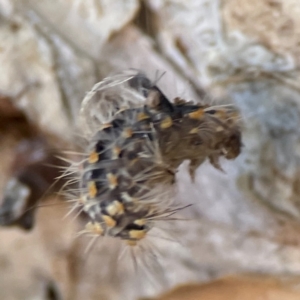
top-left (70, 70), bottom-right (242, 246)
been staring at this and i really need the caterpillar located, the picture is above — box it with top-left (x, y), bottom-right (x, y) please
top-left (71, 70), bottom-right (242, 246)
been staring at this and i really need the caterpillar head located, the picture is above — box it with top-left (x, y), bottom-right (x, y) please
top-left (139, 81), bottom-right (242, 178)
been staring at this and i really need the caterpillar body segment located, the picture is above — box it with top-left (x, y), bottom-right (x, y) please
top-left (76, 71), bottom-right (242, 245)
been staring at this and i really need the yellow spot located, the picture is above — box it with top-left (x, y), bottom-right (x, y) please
top-left (129, 230), bottom-right (146, 240)
top-left (102, 215), bottom-right (116, 227)
top-left (137, 112), bottom-right (149, 121)
top-left (106, 200), bottom-right (124, 216)
top-left (88, 151), bottom-right (99, 163)
top-left (160, 116), bottom-right (173, 129)
top-left (126, 240), bottom-right (137, 246)
top-left (134, 219), bottom-right (146, 226)
top-left (107, 173), bottom-right (118, 189)
top-left (112, 146), bottom-right (121, 159)
top-left (189, 128), bottom-right (198, 134)
top-left (85, 221), bottom-right (104, 235)
top-left (188, 108), bottom-right (204, 119)
top-left (216, 126), bottom-right (224, 132)
top-left (122, 128), bottom-right (133, 138)
top-left (88, 181), bottom-right (97, 198)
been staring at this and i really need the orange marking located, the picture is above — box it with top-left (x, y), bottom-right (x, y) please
top-left (106, 200), bottom-right (124, 216)
top-left (129, 230), bottom-right (146, 240)
top-left (137, 112), bottom-right (149, 121)
top-left (88, 151), bottom-right (99, 163)
top-left (122, 128), bottom-right (133, 138)
top-left (112, 146), bottom-right (121, 159)
top-left (188, 108), bottom-right (205, 119)
top-left (134, 219), bottom-right (146, 226)
top-left (102, 215), bottom-right (116, 227)
top-left (88, 181), bottom-right (97, 198)
top-left (85, 221), bottom-right (104, 235)
top-left (107, 173), bottom-right (118, 189)
top-left (160, 116), bottom-right (173, 129)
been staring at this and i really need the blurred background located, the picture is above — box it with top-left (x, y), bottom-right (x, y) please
top-left (1, 0), bottom-right (300, 299)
